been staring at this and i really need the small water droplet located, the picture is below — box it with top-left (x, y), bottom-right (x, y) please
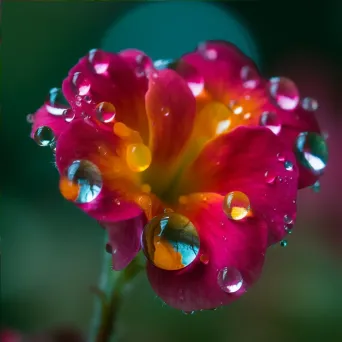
top-left (88, 49), bottom-right (109, 74)
top-left (182, 311), bottom-right (195, 315)
top-left (34, 126), bottom-right (55, 147)
top-left (284, 160), bottom-right (294, 171)
top-left (63, 109), bottom-right (75, 123)
top-left (45, 88), bottom-right (69, 116)
top-left (265, 171), bottom-right (276, 184)
top-left (217, 267), bottom-right (243, 293)
top-left (198, 42), bottom-right (217, 60)
top-left (229, 101), bottom-right (244, 115)
top-left (301, 97), bottom-right (318, 112)
top-left (260, 111), bottom-right (281, 134)
top-left (284, 215), bottom-right (293, 225)
top-left (59, 160), bottom-right (103, 204)
top-left (26, 114), bottom-right (34, 123)
top-left (240, 65), bottom-right (259, 89)
top-left (280, 240), bottom-right (288, 247)
top-left (223, 191), bottom-right (250, 220)
top-left (277, 153), bottom-right (285, 162)
top-left (161, 107), bottom-right (170, 117)
top-left (50, 140), bottom-right (57, 153)
top-left (268, 77), bottom-right (299, 110)
top-left (95, 102), bottom-right (116, 123)
top-left (311, 180), bottom-right (321, 193)
top-left (200, 254), bottom-right (210, 265)
top-left (142, 213), bottom-right (200, 271)
top-left (72, 72), bottom-right (91, 96)
top-left (126, 143), bottom-right (152, 172)
top-left (295, 132), bottom-right (328, 175)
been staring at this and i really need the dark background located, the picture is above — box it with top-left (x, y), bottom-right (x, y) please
top-left (1, 1), bottom-right (342, 341)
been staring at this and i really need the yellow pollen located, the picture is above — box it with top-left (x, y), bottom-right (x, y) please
top-left (126, 143), bottom-right (152, 172)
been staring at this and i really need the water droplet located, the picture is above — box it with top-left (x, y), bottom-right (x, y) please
top-left (153, 59), bottom-right (173, 70)
top-left (229, 101), bottom-right (244, 115)
top-left (171, 60), bottom-right (204, 97)
top-left (135, 54), bottom-right (153, 77)
top-left (142, 213), bottom-right (200, 271)
top-left (268, 77), bottom-right (299, 110)
top-left (240, 65), bottom-right (259, 89)
top-left (161, 107), bottom-right (170, 117)
top-left (72, 72), bottom-right (91, 96)
top-left (284, 160), bottom-right (294, 171)
top-left (198, 42), bottom-right (217, 60)
top-left (295, 132), bottom-right (328, 175)
top-left (34, 126), bottom-right (55, 147)
top-left (88, 49), bottom-right (109, 74)
top-left (105, 243), bottom-right (112, 254)
top-left (59, 160), bottom-right (103, 203)
top-left (301, 97), bottom-right (318, 112)
top-left (26, 114), bottom-right (34, 123)
top-left (311, 180), bottom-right (321, 193)
top-left (63, 109), bottom-right (75, 123)
top-left (259, 111), bottom-right (281, 134)
top-left (126, 143), bottom-right (152, 172)
top-left (283, 215), bottom-right (293, 225)
top-left (182, 311), bottom-right (195, 315)
top-left (223, 191), bottom-right (250, 220)
top-left (280, 240), bottom-right (288, 247)
top-left (265, 171), bottom-right (276, 184)
top-left (200, 254), bottom-right (209, 265)
top-left (50, 140), bottom-right (57, 153)
top-left (217, 267), bottom-right (243, 293)
top-left (45, 88), bottom-right (69, 116)
top-left (95, 102), bottom-right (116, 123)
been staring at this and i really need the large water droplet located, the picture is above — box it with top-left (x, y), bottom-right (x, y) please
top-left (45, 88), bottom-right (69, 116)
top-left (295, 132), bottom-right (328, 175)
top-left (96, 102), bottom-right (116, 123)
top-left (136, 54), bottom-right (153, 77)
top-left (268, 77), bottom-right (299, 110)
top-left (301, 97), bottom-right (318, 112)
top-left (198, 42), bottom-right (218, 60)
top-left (223, 191), bottom-right (250, 220)
top-left (240, 65), bottom-right (259, 89)
top-left (280, 240), bottom-right (288, 247)
top-left (217, 267), bottom-right (243, 293)
top-left (259, 111), bottom-right (281, 134)
top-left (63, 109), bottom-right (75, 123)
top-left (88, 49), bottom-right (109, 74)
top-left (229, 101), bottom-right (244, 115)
top-left (34, 126), bottom-right (55, 147)
top-left (126, 143), bottom-right (152, 172)
top-left (59, 160), bottom-right (103, 203)
top-left (142, 213), bottom-right (200, 271)
top-left (72, 72), bottom-right (91, 96)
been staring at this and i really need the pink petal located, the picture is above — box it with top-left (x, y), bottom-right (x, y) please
top-left (56, 119), bottom-right (142, 222)
top-left (145, 69), bottom-right (196, 166)
top-left (62, 49), bottom-right (149, 140)
top-left (30, 105), bottom-right (69, 139)
top-left (101, 214), bottom-right (146, 271)
top-left (180, 127), bottom-right (299, 245)
top-left (147, 194), bottom-right (267, 311)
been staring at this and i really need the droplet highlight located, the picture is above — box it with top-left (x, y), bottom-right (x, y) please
top-left (59, 160), bottom-right (103, 203)
top-left (240, 65), bottom-right (259, 89)
top-left (260, 111), bottom-right (281, 135)
top-left (142, 213), bottom-right (200, 271)
top-left (72, 72), bottom-right (91, 96)
top-left (96, 102), bottom-right (116, 123)
top-left (45, 88), bottom-right (69, 116)
top-left (223, 191), bottom-right (250, 220)
top-left (268, 77), bottom-right (299, 110)
top-left (126, 143), bottom-right (152, 172)
top-left (301, 97), bottom-right (318, 112)
top-left (217, 267), bottom-right (243, 293)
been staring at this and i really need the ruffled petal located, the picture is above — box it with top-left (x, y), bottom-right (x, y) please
top-left (30, 104), bottom-right (69, 139)
top-left (179, 127), bottom-right (298, 245)
top-left (56, 119), bottom-right (143, 222)
top-left (147, 193), bottom-right (267, 311)
top-left (62, 49), bottom-right (149, 140)
top-left (101, 214), bottom-right (146, 271)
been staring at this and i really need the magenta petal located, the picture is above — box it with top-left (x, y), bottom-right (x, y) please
top-left (180, 127), bottom-right (299, 245)
top-left (147, 194), bottom-right (267, 311)
top-left (56, 119), bottom-right (142, 222)
top-left (30, 105), bottom-right (69, 139)
top-left (101, 214), bottom-right (146, 271)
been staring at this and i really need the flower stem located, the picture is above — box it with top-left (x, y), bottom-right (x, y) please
top-left (89, 234), bottom-right (144, 342)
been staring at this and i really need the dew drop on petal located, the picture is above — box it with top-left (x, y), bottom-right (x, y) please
top-left (268, 77), bottom-right (299, 110)
top-left (142, 213), bottom-right (200, 271)
top-left (198, 42), bottom-right (218, 60)
top-left (161, 107), bottom-right (170, 117)
top-left (223, 191), bottom-right (250, 220)
top-left (59, 160), bottom-right (103, 204)
top-left (284, 214), bottom-right (294, 225)
top-left (265, 171), bottom-right (276, 184)
top-left (34, 126), bottom-right (55, 147)
top-left (88, 49), bottom-right (109, 75)
top-left (284, 160), bottom-right (294, 171)
top-left (295, 132), bottom-right (328, 175)
top-left (311, 180), bottom-right (321, 193)
top-left (240, 65), bottom-right (259, 89)
top-left (301, 97), bottom-right (319, 112)
top-left (105, 243), bottom-right (112, 254)
top-left (45, 88), bottom-right (69, 116)
top-left (259, 111), bottom-right (281, 135)
top-left (72, 72), bottom-right (91, 96)
top-left (182, 311), bottom-right (195, 315)
top-left (95, 102), bottom-right (116, 123)
top-left (200, 254), bottom-right (210, 265)
top-left (126, 143), bottom-right (152, 172)
top-left (50, 140), bottom-right (57, 153)
top-left (280, 240), bottom-right (288, 247)
top-left (229, 101), bottom-right (244, 115)
top-left (63, 109), bottom-right (75, 123)
top-left (217, 267), bottom-right (243, 293)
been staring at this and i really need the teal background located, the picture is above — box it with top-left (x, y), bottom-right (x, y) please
top-left (1, 1), bottom-right (342, 341)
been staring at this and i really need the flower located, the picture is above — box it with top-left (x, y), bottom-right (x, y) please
top-left (29, 41), bottom-right (327, 312)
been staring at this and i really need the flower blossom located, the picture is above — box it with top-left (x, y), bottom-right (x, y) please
top-left (29, 41), bottom-right (328, 312)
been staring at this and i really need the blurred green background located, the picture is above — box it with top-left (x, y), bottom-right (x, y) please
top-left (1, 1), bottom-right (342, 341)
